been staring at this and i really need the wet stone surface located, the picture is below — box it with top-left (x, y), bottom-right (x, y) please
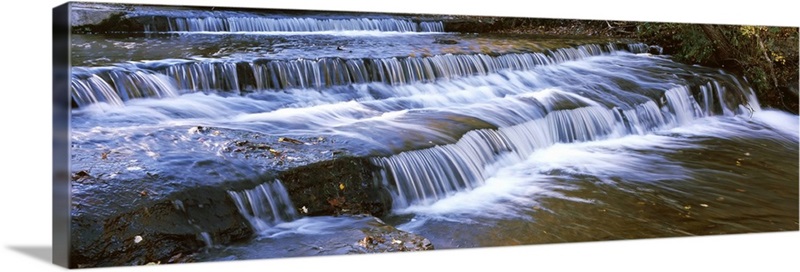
top-left (193, 215), bottom-right (433, 262)
top-left (354, 218), bottom-right (434, 253)
top-left (68, 125), bottom-right (400, 267)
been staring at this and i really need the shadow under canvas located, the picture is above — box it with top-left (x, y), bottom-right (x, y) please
top-left (8, 246), bottom-right (53, 264)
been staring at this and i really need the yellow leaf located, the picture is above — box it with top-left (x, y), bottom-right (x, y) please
top-left (339, 183), bottom-right (345, 190)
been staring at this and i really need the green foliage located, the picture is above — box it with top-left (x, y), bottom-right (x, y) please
top-left (674, 25), bottom-right (714, 63)
top-left (746, 66), bottom-right (768, 91)
top-left (635, 22), bottom-right (798, 112)
top-left (636, 23), bottom-right (712, 63)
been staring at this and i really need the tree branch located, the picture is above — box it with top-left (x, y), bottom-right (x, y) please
top-left (754, 31), bottom-right (780, 88)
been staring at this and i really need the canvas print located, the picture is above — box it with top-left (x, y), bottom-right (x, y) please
top-left (54, 1), bottom-right (799, 268)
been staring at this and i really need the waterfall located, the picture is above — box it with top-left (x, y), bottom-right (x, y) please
top-left (140, 16), bottom-right (444, 33)
top-left (70, 43), bottom-right (643, 107)
top-left (420, 21), bottom-right (445, 32)
top-left (70, 67), bottom-right (179, 107)
top-left (227, 180), bottom-right (299, 232)
top-left (373, 82), bottom-right (760, 208)
top-left (372, 105), bottom-right (623, 207)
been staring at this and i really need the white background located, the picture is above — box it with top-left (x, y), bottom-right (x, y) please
top-left (1, 0), bottom-right (798, 271)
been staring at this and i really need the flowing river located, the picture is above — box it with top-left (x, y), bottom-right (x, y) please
top-left (68, 7), bottom-right (798, 263)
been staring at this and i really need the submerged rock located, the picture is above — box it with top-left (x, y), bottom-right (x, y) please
top-left (190, 215), bottom-right (434, 261)
top-left (434, 39), bottom-right (459, 44)
top-left (354, 218), bottom-right (434, 253)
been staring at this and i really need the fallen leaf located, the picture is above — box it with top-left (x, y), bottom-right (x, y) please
top-left (278, 137), bottom-right (304, 144)
top-left (327, 198), bottom-right (340, 207)
top-left (339, 183), bottom-right (345, 190)
top-left (359, 236), bottom-right (373, 247)
top-left (327, 197), bottom-right (345, 207)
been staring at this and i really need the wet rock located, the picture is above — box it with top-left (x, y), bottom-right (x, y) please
top-left (69, 2), bottom-right (132, 29)
top-left (434, 39), bottom-right (459, 45)
top-left (190, 215), bottom-right (433, 261)
top-left (354, 218), bottom-right (434, 253)
top-left (278, 136), bottom-right (304, 145)
top-left (72, 170), bottom-right (93, 183)
top-left (68, 127), bottom-right (392, 267)
top-left (279, 157), bottom-right (392, 217)
top-left (649, 45), bottom-right (664, 55)
top-left (229, 140), bottom-right (272, 155)
top-left (187, 126), bottom-right (211, 134)
top-left (69, 184), bottom-right (253, 268)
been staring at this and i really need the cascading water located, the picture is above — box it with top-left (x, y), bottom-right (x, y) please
top-left (71, 67), bottom-right (179, 107)
top-left (69, 43), bottom-right (648, 108)
top-left (227, 180), bottom-right (299, 232)
top-left (139, 16), bottom-right (444, 33)
top-left (372, 81), bottom-right (760, 209)
top-left (68, 5), bottom-right (798, 265)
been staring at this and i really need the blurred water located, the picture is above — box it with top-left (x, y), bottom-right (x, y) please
top-left (69, 10), bottom-right (799, 262)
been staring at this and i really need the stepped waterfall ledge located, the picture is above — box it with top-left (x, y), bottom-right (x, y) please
top-left (143, 16), bottom-right (445, 33)
top-left (227, 180), bottom-right (299, 233)
top-left (69, 43), bottom-right (650, 107)
top-left (372, 80), bottom-right (762, 209)
top-left (64, 2), bottom-right (798, 268)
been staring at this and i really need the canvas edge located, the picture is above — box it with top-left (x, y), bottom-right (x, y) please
top-left (53, 1), bottom-right (71, 268)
